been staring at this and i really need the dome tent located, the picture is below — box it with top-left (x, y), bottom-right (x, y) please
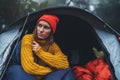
top-left (0, 7), bottom-right (119, 80)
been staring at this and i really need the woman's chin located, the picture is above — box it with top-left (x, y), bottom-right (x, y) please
top-left (39, 38), bottom-right (45, 40)
top-left (37, 36), bottom-right (44, 40)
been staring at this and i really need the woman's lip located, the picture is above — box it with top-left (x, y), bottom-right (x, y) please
top-left (38, 33), bottom-right (43, 36)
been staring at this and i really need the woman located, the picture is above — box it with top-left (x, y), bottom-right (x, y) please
top-left (3, 14), bottom-right (70, 80)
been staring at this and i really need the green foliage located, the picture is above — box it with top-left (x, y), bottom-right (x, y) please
top-left (0, 0), bottom-right (65, 25)
top-left (0, 0), bottom-right (120, 33)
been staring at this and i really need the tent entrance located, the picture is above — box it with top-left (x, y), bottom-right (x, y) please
top-left (25, 14), bottom-right (103, 66)
top-left (54, 15), bottom-right (102, 66)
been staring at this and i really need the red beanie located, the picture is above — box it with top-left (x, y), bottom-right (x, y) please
top-left (37, 14), bottom-right (59, 34)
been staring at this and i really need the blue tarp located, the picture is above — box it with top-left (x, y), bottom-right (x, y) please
top-left (96, 29), bottom-right (120, 79)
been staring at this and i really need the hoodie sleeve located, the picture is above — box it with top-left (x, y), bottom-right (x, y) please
top-left (21, 34), bottom-right (52, 75)
top-left (34, 42), bottom-right (69, 69)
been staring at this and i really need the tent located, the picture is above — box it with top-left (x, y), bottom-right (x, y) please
top-left (0, 7), bottom-right (120, 80)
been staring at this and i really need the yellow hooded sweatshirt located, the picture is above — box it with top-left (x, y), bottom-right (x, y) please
top-left (21, 34), bottom-right (69, 77)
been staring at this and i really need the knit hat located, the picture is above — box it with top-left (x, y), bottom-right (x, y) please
top-left (37, 14), bottom-right (59, 34)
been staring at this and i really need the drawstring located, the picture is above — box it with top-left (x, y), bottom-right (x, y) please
top-left (104, 24), bottom-right (120, 41)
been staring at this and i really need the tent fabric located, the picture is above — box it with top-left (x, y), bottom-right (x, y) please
top-left (9, 41), bottom-right (21, 66)
top-left (0, 26), bottom-right (20, 75)
top-left (95, 29), bottom-right (120, 79)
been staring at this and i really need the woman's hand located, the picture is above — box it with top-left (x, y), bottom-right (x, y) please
top-left (32, 41), bottom-right (40, 52)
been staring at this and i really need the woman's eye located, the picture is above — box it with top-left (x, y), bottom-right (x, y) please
top-left (44, 26), bottom-right (50, 29)
top-left (38, 24), bottom-right (42, 27)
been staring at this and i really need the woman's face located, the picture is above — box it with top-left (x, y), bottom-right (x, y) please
top-left (36, 20), bottom-right (52, 40)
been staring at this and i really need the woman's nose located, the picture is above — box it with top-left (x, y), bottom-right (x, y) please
top-left (40, 27), bottom-right (44, 32)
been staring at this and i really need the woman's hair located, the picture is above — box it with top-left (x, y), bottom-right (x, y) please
top-left (46, 32), bottom-right (54, 44)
